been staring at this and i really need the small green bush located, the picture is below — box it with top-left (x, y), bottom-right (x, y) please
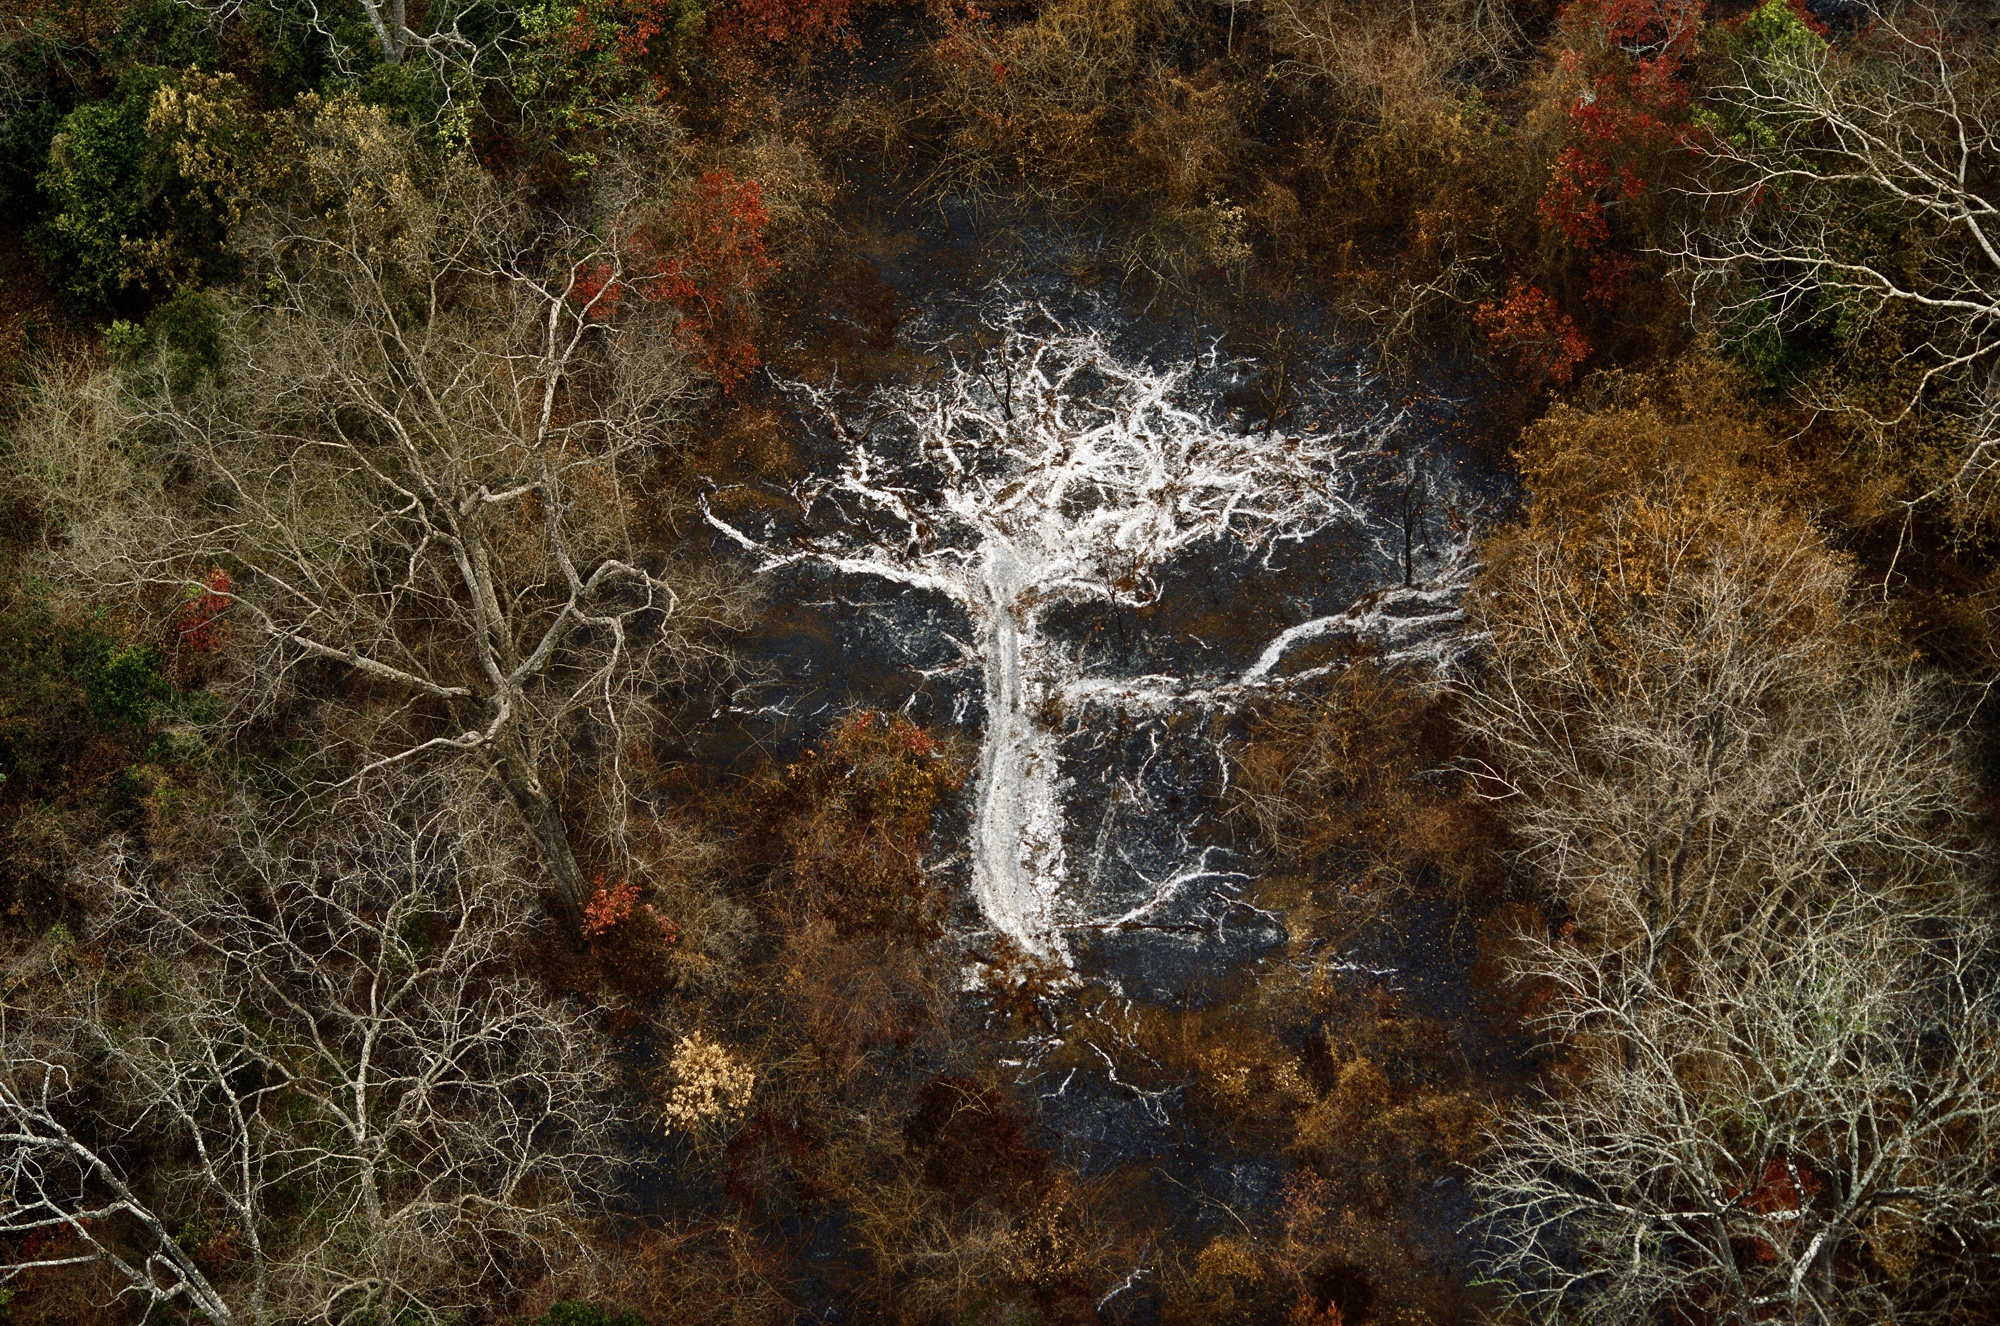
top-left (32, 67), bottom-right (238, 313)
top-left (146, 288), bottom-right (227, 388)
top-left (0, 586), bottom-right (172, 800)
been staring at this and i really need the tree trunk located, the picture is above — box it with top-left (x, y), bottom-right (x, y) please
top-left (491, 735), bottom-right (588, 918)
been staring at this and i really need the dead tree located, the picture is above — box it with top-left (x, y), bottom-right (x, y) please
top-left (1461, 474), bottom-right (1999, 1322)
top-left (1475, 890), bottom-right (2000, 1325)
top-left (1262, 0), bottom-right (1523, 122)
top-left (172, 0), bottom-right (510, 85)
top-left (1457, 484), bottom-right (1977, 969)
top-left (706, 302), bottom-right (1471, 957)
top-left (83, 100), bottom-right (742, 915)
top-left (0, 774), bottom-right (616, 1326)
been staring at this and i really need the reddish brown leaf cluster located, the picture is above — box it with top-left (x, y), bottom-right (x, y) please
top-left (1475, 278), bottom-right (1593, 385)
top-left (1732, 1154), bottom-right (1823, 1263)
top-left (712, 0), bottom-right (857, 49)
top-left (1539, 0), bottom-right (1704, 249)
top-left (636, 170), bottom-right (779, 391)
top-left (581, 875), bottom-right (641, 939)
top-left (559, 0), bottom-right (684, 102)
top-left (837, 708), bottom-right (944, 759)
top-left (566, 169), bottom-right (777, 391)
top-left (170, 566), bottom-right (232, 653)
top-left (1586, 251), bottom-right (1639, 307)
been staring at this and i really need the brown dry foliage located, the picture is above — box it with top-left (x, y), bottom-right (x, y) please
top-left (918, 0), bottom-right (1187, 204)
top-left (1232, 661), bottom-right (1502, 929)
top-left (1262, 0), bottom-right (1523, 127)
top-left (513, 1221), bottom-right (795, 1326)
top-left (1152, 978), bottom-right (1493, 1324)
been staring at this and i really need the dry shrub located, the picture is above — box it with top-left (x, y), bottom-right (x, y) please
top-left (774, 916), bottom-right (948, 1084)
top-left (661, 1031), bottom-right (759, 1131)
top-left (621, 810), bottom-right (754, 994)
top-left (514, 1221), bottom-right (795, 1326)
top-left (1292, 1056), bottom-right (1483, 1210)
top-left (901, 1075), bottom-right (1049, 1204)
top-left (920, 0), bottom-right (1186, 204)
top-left (1176, 1234), bottom-right (1272, 1324)
top-left (671, 712), bottom-right (972, 1253)
top-left (1467, 898), bottom-right (1555, 1031)
top-left (1288, 94), bottom-right (1536, 370)
top-left (1264, 0), bottom-right (1522, 128)
top-left (1231, 661), bottom-right (1502, 931)
top-left (1117, 192), bottom-right (1254, 289)
top-left (1, 352), bottom-right (151, 550)
top-left (849, 1159), bottom-right (1126, 1325)
top-left (747, 711), bottom-right (966, 939)
top-left (709, 129), bottom-right (835, 267)
top-left (1138, 964), bottom-right (1493, 1326)
top-left (1115, 64), bottom-right (1260, 285)
top-left (1002, 1174), bottom-right (1129, 1310)
top-left (523, 806), bottom-right (750, 1005)
top-left (1248, 1006), bottom-right (1488, 1326)
top-left (1505, 354), bottom-right (1805, 518)
top-left (847, 1170), bottom-right (1019, 1323)
top-left (1127, 67), bottom-right (1249, 208)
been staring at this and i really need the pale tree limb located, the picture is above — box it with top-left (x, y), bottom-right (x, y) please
top-left (1672, 2), bottom-right (2000, 511)
top-left (706, 298), bottom-right (1471, 957)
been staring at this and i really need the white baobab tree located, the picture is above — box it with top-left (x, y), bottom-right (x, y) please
top-left (706, 304), bottom-right (1464, 958)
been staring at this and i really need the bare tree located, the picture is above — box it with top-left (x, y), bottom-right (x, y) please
top-left (1261, 0), bottom-right (1522, 124)
top-left (1460, 459), bottom-right (2000, 1321)
top-left (1475, 882), bottom-right (2000, 1325)
top-left (0, 1069), bottom-right (235, 1322)
top-left (0, 773), bottom-right (616, 1326)
top-left (705, 301), bottom-right (1470, 958)
top-left (65, 98), bottom-right (744, 914)
top-left (1457, 481), bottom-right (1977, 969)
top-left (1675, 2), bottom-right (2000, 506)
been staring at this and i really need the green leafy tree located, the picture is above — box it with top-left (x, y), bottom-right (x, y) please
top-left (32, 66), bottom-right (250, 311)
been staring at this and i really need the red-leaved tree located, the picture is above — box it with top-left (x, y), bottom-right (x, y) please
top-left (711, 0), bottom-right (858, 50)
top-left (170, 566), bottom-right (233, 654)
top-left (581, 875), bottom-right (642, 939)
top-left (571, 169), bottom-right (779, 391)
top-left (1538, 0), bottom-right (1706, 252)
top-left (1475, 278), bottom-right (1593, 386)
top-left (646, 169), bottom-right (778, 389)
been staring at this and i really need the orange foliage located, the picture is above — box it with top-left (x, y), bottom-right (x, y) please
top-left (581, 876), bottom-right (641, 939)
top-left (636, 170), bottom-right (779, 391)
top-left (1475, 278), bottom-right (1592, 386)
